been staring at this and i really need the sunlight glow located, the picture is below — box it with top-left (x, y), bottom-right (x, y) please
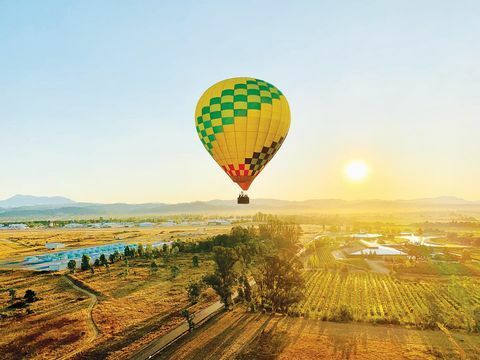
top-left (344, 161), bottom-right (369, 182)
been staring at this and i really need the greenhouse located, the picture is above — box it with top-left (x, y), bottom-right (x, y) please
top-left (21, 241), bottom-right (172, 271)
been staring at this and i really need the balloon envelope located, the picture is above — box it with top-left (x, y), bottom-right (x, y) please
top-left (195, 77), bottom-right (290, 190)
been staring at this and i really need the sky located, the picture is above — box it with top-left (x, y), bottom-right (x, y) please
top-left (1, 0), bottom-right (479, 203)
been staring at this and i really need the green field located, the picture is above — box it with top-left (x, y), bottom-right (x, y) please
top-left (295, 270), bottom-right (480, 330)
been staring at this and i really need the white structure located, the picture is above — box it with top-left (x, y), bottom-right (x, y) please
top-left (351, 246), bottom-right (407, 256)
top-left (45, 242), bottom-right (66, 250)
top-left (139, 222), bottom-right (155, 227)
top-left (351, 233), bottom-right (383, 239)
top-left (24, 256), bottom-right (39, 263)
top-left (398, 234), bottom-right (441, 247)
top-left (64, 223), bottom-right (85, 229)
top-left (8, 224), bottom-right (28, 230)
top-left (351, 240), bottom-right (406, 256)
top-left (160, 220), bottom-right (176, 227)
top-left (207, 219), bottom-right (231, 226)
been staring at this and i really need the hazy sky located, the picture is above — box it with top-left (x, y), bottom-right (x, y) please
top-left (1, 1), bottom-right (479, 203)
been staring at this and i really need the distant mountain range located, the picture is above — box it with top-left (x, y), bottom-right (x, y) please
top-left (0, 194), bottom-right (479, 221)
top-left (0, 194), bottom-right (76, 208)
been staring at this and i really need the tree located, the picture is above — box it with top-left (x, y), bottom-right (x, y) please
top-left (180, 309), bottom-right (195, 332)
top-left (8, 288), bottom-right (16, 304)
top-left (334, 304), bottom-right (353, 322)
top-left (94, 258), bottom-right (100, 267)
top-left (172, 246), bottom-right (179, 257)
top-left (124, 246), bottom-right (131, 258)
top-left (124, 258), bottom-right (129, 277)
top-left (145, 244), bottom-right (153, 259)
top-left (259, 221), bottom-right (302, 252)
top-left (240, 276), bottom-right (252, 303)
top-left (192, 255), bottom-right (199, 267)
top-left (170, 265), bottom-right (180, 279)
top-left (129, 247), bottom-right (136, 258)
top-left (24, 289), bottom-right (37, 303)
top-left (255, 254), bottom-right (305, 314)
top-left (150, 261), bottom-right (158, 275)
top-left (186, 281), bottom-right (203, 304)
top-left (473, 306), bottom-right (480, 332)
top-left (99, 254), bottom-right (108, 266)
top-left (137, 243), bottom-right (144, 258)
top-left (81, 255), bottom-right (91, 271)
top-left (203, 246), bottom-right (240, 309)
top-left (67, 260), bottom-right (76, 274)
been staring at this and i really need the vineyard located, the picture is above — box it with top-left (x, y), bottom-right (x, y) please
top-left (305, 241), bottom-right (335, 268)
top-left (304, 241), bottom-right (370, 271)
top-left (295, 270), bottom-right (480, 331)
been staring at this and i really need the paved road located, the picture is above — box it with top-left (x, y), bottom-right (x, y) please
top-left (131, 300), bottom-right (225, 360)
top-left (131, 245), bottom-right (303, 360)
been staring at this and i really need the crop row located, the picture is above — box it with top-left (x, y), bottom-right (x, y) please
top-left (297, 270), bottom-right (480, 330)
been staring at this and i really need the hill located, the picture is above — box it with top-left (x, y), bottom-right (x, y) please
top-left (0, 194), bottom-right (76, 208)
top-left (0, 195), bottom-right (480, 220)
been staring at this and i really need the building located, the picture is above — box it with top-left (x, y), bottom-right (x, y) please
top-left (45, 242), bottom-right (66, 250)
top-left (207, 219), bottom-right (231, 226)
top-left (347, 240), bottom-right (407, 257)
top-left (350, 233), bottom-right (383, 240)
top-left (397, 234), bottom-right (442, 246)
top-left (64, 223), bottom-right (85, 229)
top-left (8, 224), bottom-right (28, 230)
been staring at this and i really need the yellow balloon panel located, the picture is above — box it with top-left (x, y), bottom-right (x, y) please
top-left (195, 77), bottom-right (290, 190)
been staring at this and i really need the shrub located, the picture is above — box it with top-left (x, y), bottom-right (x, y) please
top-left (192, 255), bottom-right (199, 267)
top-left (24, 289), bottom-right (37, 303)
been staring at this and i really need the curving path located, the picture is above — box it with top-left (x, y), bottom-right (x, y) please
top-left (59, 274), bottom-right (100, 359)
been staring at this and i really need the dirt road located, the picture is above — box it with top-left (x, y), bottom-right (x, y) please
top-left (59, 274), bottom-right (100, 359)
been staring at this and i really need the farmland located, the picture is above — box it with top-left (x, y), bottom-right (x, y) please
top-left (0, 270), bottom-right (91, 359)
top-left (0, 226), bottom-right (231, 261)
top-left (296, 270), bottom-right (480, 330)
top-left (157, 308), bottom-right (480, 359)
top-left (74, 251), bottom-right (217, 359)
top-left (0, 251), bottom-right (217, 360)
top-left (0, 226), bottom-right (223, 360)
top-left (2, 218), bottom-right (480, 359)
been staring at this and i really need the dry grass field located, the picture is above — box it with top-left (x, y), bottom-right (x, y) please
top-left (157, 308), bottom-right (480, 360)
top-left (73, 253), bottom-right (216, 359)
top-left (0, 270), bottom-right (91, 360)
top-left (0, 226), bottom-right (231, 261)
top-left (0, 253), bottom-right (218, 360)
top-left (2, 222), bottom-right (479, 359)
top-left (0, 226), bottom-right (225, 359)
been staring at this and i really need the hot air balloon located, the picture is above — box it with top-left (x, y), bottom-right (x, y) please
top-left (195, 77), bottom-right (290, 204)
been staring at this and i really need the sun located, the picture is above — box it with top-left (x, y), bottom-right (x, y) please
top-left (344, 160), bottom-right (369, 182)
